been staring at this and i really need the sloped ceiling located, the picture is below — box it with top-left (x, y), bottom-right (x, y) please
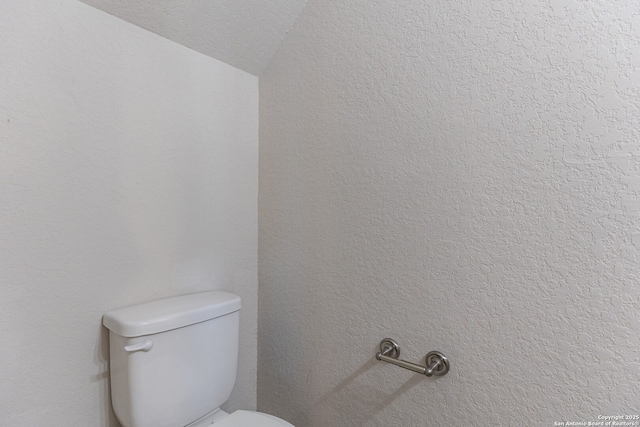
top-left (80, 0), bottom-right (310, 76)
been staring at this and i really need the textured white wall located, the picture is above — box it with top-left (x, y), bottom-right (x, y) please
top-left (0, 1), bottom-right (258, 425)
top-left (259, 0), bottom-right (640, 425)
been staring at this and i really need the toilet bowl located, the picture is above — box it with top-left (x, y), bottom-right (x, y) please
top-left (103, 291), bottom-right (293, 427)
top-left (198, 410), bottom-right (292, 426)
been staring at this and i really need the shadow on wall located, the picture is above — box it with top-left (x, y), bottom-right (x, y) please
top-left (93, 325), bottom-right (120, 426)
top-left (297, 358), bottom-right (424, 425)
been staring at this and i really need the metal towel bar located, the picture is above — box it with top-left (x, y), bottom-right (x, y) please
top-left (375, 338), bottom-right (449, 377)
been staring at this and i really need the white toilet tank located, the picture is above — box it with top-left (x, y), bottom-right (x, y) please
top-left (103, 291), bottom-right (242, 427)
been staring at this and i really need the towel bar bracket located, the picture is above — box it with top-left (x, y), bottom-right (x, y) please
top-left (375, 338), bottom-right (449, 377)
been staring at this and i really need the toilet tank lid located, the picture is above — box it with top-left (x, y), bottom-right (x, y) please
top-left (103, 291), bottom-right (241, 337)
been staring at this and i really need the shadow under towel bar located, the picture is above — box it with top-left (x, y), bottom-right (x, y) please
top-left (375, 338), bottom-right (450, 377)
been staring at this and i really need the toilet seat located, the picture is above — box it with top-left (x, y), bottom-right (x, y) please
top-left (213, 410), bottom-right (294, 426)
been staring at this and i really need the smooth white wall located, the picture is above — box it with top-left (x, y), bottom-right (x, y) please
top-left (259, 0), bottom-right (640, 425)
top-left (0, 1), bottom-right (258, 425)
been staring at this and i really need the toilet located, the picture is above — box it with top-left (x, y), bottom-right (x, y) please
top-left (103, 291), bottom-right (293, 427)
